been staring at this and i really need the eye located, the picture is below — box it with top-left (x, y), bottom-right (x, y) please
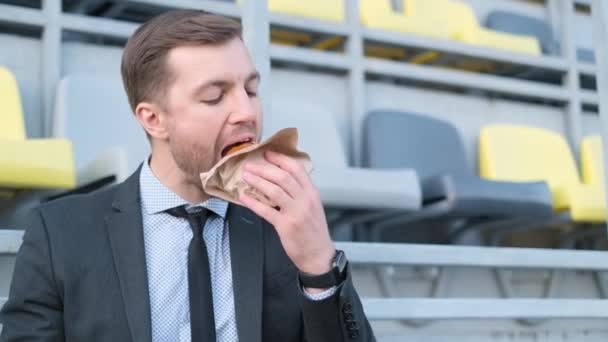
top-left (246, 90), bottom-right (257, 97)
top-left (202, 93), bottom-right (224, 105)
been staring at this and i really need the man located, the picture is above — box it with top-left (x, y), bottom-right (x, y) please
top-left (0, 9), bottom-right (375, 342)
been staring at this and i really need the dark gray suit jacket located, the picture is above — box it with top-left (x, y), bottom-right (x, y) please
top-left (0, 168), bottom-right (375, 341)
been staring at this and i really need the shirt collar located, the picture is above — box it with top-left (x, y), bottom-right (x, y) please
top-left (139, 159), bottom-right (228, 219)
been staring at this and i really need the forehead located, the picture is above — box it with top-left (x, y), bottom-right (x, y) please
top-left (166, 38), bottom-right (255, 85)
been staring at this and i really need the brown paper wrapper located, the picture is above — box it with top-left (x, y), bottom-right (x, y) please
top-left (200, 127), bottom-right (313, 207)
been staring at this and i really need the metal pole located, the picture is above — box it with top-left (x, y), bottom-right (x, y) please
top-left (347, 0), bottom-right (365, 166)
top-left (591, 0), bottom-right (608, 232)
top-left (240, 0), bottom-right (271, 135)
top-left (41, 0), bottom-right (62, 138)
top-left (560, 0), bottom-right (583, 153)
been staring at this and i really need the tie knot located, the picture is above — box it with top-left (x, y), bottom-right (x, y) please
top-left (166, 205), bottom-right (211, 237)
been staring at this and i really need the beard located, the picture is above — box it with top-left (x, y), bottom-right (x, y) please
top-left (168, 134), bottom-right (215, 184)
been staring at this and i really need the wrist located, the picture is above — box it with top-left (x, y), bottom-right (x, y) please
top-left (298, 248), bottom-right (335, 275)
top-left (299, 250), bottom-right (348, 289)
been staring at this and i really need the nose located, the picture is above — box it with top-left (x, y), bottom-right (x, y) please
top-left (227, 88), bottom-right (258, 125)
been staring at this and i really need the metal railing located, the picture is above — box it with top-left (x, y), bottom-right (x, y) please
top-left (2, 230), bottom-right (608, 321)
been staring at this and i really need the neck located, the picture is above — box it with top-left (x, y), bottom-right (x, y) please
top-left (149, 144), bottom-right (210, 204)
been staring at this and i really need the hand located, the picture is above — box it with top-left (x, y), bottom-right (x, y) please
top-left (239, 150), bottom-right (335, 279)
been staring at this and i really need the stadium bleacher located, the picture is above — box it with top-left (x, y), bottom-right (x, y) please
top-left (0, 66), bottom-right (75, 192)
top-left (1, 0), bottom-right (608, 340)
top-left (480, 124), bottom-right (606, 223)
top-left (363, 110), bottom-right (554, 244)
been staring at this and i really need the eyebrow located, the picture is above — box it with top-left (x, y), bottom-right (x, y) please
top-left (193, 71), bottom-right (260, 96)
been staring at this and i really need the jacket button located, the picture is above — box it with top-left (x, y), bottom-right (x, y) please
top-left (346, 321), bottom-right (358, 330)
top-left (349, 330), bottom-right (360, 339)
top-left (342, 302), bottom-right (353, 314)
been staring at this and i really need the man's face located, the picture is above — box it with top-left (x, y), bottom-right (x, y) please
top-left (162, 37), bottom-right (262, 180)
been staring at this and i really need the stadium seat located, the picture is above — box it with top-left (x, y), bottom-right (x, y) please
top-left (363, 111), bottom-right (552, 223)
top-left (0, 66), bottom-right (75, 190)
top-left (264, 100), bottom-right (421, 223)
top-left (53, 75), bottom-right (149, 184)
top-left (580, 135), bottom-right (606, 209)
top-left (359, 0), bottom-right (448, 40)
top-left (427, 0), bottom-right (541, 55)
top-left (264, 0), bottom-right (409, 59)
top-left (486, 11), bottom-right (558, 55)
top-left (247, 0), bottom-right (347, 52)
top-left (268, 0), bottom-right (344, 22)
top-left (479, 125), bottom-right (605, 222)
top-left (487, 10), bottom-right (597, 62)
top-left (360, 0), bottom-right (540, 56)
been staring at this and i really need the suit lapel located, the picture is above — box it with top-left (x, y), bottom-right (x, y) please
top-left (229, 204), bottom-right (264, 342)
top-left (105, 167), bottom-right (152, 342)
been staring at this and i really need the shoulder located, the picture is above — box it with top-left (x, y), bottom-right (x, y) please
top-left (28, 184), bottom-right (125, 245)
top-left (36, 183), bottom-right (119, 220)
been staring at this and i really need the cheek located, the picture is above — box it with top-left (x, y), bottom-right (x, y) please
top-left (185, 118), bottom-right (222, 146)
top-left (170, 106), bottom-right (222, 144)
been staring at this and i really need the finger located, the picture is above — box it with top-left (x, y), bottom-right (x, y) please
top-left (243, 171), bottom-right (293, 207)
top-left (264, 150), bottom-right (310, 188)
top-left (244, 162), bottom-right (301, 198)
top-left (239, 192), bottom-right (280, 225)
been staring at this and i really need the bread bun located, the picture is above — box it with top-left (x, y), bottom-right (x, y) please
top-left (225, 141), bottom-right (255, 156)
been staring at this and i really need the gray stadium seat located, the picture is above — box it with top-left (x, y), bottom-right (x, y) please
top-left (363, 110), bottom-right (553, 242)
top-left (53, 75), bottom-right (149, 184)
top-left (486, 11), bottom-right (559, 55)
top-left (265, 100), bottom-right (422, 224)
top-left (486, 10), bottom-right (596, 64)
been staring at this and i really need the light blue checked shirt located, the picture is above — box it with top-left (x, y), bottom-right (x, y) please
top-left (139, 160), bottom-right (335, 342)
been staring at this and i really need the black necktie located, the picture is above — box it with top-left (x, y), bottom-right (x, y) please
top-left (166, 205), bottom-right (216, 342)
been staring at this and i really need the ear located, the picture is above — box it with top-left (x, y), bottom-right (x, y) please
top-left (134, 101), bottom-right (169, 140)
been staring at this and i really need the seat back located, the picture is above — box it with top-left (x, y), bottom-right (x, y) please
top-left (0, 66), bottom-right (26, 140)
top-left (479, 124), bottom-right (580, 189)
top-left (264, 99), bottom-right (348, 168)
top-left (581, 135), bottom-right (604, 188)
top-left (268, 0), bottom-right (344, 22)
top-left (486, 11), bottom-right (558, 55)
top-left (404, 0), bottom-right (478, 40)
top-left (363, 111), bottom-right (469, 180)
top-left (360, 0), bottom-right (394, 19)
top-left (360, 0), bottom-right (448, 39)
top-left (359, 0), bottom-right (397, 27)
top-left (53, 75), bottom-right (150, 174)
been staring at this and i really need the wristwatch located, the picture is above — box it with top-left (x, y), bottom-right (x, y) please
top-left (299, 250), bottom-right (348, 288)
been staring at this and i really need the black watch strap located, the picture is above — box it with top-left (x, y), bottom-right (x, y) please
top-left (299, 250), bottom-right (348, 288)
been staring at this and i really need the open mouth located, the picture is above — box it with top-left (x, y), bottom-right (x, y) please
top-left (221, 137), bottom-right (255, 157)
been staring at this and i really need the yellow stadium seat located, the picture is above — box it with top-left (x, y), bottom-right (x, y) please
top-left (360, 0), bottom-right (449, 39)
top-left (479, 124), bottom-right (605, 222)
top-left (359, 0), bottom-right (540, 55)
top-left (0, 66), bottom-right (75, 190)
top-left (581, 135), bottom-right (604, 188)
top-left (257, 0), bottom-right (345, 51)
top-left (444, 0), bottom-right (540, 55)
top-left (268, 0), bottom-right (345, 22)
top-left (580, 135), bottom-right (607, 217)
top-left (408, 0), bottom-right (541, 55)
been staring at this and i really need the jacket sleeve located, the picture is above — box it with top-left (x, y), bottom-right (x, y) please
top-left (0, 208), bottom-right (65, 342)
top-left (299, 264), bottom-right (376, 342)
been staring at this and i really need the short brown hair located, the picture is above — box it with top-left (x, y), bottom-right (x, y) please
top-left (121, 10), bottom-right (242, 112)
